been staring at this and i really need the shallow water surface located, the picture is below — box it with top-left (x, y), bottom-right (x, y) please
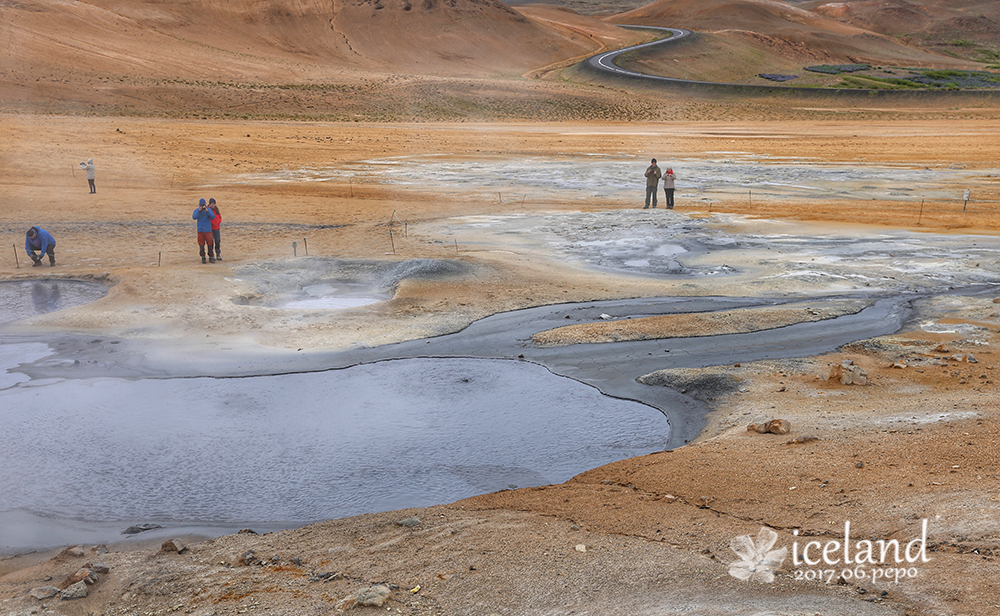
top-left (0, 279), bottom-right (107, 324)
top-left (0, 355), bottom-right (666, 525)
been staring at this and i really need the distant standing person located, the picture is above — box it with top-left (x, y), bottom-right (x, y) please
top-left (644, 158), bottom-right (661, 209)
top-left (25, 226), bottom-right (56, 267)
top-left (208, 198), bottom-right (222, 261)
top-left (663, 167), bottom-right (676, 209)
top-left (80, 158), bottom-right (96, 194)
top-left (193, 198), bottom-right (216, 263)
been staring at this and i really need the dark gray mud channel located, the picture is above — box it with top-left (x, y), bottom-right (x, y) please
top-left (1, 291), bottom-right (923, 552)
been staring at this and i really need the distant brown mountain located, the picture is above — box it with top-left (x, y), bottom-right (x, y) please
top-left (803, 0), bottom-right (1000, 61)
top-left (0, 0), bottom-right (608, 81)
top-left (610, 0), bottom-right (985, 68)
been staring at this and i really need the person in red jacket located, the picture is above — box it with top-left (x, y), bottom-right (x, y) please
top-left (208, 198), bottom-right (223, 261)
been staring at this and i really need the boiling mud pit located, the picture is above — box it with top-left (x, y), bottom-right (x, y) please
top-left (0, 279), bottom-right (107, 325)
top-left (0, 353), bottom-right (664, 553)
top-left (231, 257), bottom-right (465, 309)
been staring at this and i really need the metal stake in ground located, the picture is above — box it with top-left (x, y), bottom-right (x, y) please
top-left (293, 241), bottom-right (297, 257)
top-left (303, 238), bottom-right (308, 256)
top-left (964, 189), bottom-right (970, 212)
top-left (12, 244), bottom-right (18, 268)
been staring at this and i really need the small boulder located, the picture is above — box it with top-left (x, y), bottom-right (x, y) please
top-left (59, 546), bottom-right (85, 558)
top-left (60, 580), bottom-right (89, 600)
top-left (830, 360), bottom-right (867, 385)
top-left (29, 586), bottom-right (60, 600)
top-left (766, 419), bottom-right (791, 434)
top-left (85, 561), bottom-right (110, 574)
top-left (339, 584), bottom-right (391, 609)
top-left (160, 538), bottom-right (187, 554)
top-left (58, 568), bottom-right (96, 590)
top-left (395, 516), bottom-right (421, 528)
top-left (748, 419), bottom-right (791, 434)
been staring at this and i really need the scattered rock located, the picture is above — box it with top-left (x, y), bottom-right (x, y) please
top-left (237, 528), bottom-right (258, 535)
top-left (786, 436), bottom-right (819, 445)
top-left (856, 461), bottom-right (864, 469)
top-left (337, 584), bottom-right (392, 609)
top-left (747, 419), bottom-right (791, 434)
top-left (396, 516), bottom-right (421, 528)
top-left (238, 550), bottom-right (259, 566)
top-left (28, 586), bottom-right (60, 600)
top-left (698, 496), bottom-right (715, 509)
top-left (661, 494), bottom-right (678, 503)
top-left (766, 419), bottom-right (791, 434)
top-left (60, 580), bottom-right (89, 600)
top-left (92, 544), bottom-right (109, 554)
top-left (310, 571), bottom-right (341, 582)
top-left (122, 523), bottom-right (162, 535)
top-left (86, 561), bottom-right (110, 574)
top-left (160, 538), bottom-right (187, 554)
top-left (891, 361), bottom-right (906, 369)
top-left (967, 353), bottom-right (978, 363)
top-left (58, 568), bottom-right (97, 590)
top-left (59, 546), bottom-right (85, 558)
top-left (830, 360), bottom-right (868, 385)
top-left (934, 343), bottom-right (950, 353)
top-left (575, 544), bottom-right (587, 553)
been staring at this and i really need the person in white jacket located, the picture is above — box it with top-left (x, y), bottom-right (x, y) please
top-left (80, 158), bottom-right (96, 193)
top-left (663, 167), bottom-right (676, 209)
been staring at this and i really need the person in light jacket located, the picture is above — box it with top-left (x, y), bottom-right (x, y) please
top-left (80, 158), bottom-right (96, 193)
top-left (663, 167), bottom-right (676, 209)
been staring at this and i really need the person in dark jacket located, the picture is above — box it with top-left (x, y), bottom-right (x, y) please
top-left (25, 226), bottom-right (56, 266)
top-left (80, 158), bottom-right (96, 193)
top-left (208, 198), bottom-right (222, 261)
top-left (644, 158), bottom-right (661, 209)
top-left (192, 198), bottom-right (216, 263)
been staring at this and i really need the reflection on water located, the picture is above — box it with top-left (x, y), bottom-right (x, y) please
top-left (0, 280), bottom-right (107, 324)
top-left (0, 357), bottom-right (667, 524)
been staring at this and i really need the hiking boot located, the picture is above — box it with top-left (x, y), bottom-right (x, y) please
top-left (209, 255), bottom-right (216, 263)
top-left (202, 256), bottom-right (207, 264)
top-left (215, 253), bottom-right (222, 261)
top-left (32, 259), bottom-right (42, 267)
top-left (49, 257), bottom-right (56, 265)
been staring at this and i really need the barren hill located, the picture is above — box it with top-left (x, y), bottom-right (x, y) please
top-left (1, 0), bottom-right (604, 79)
top-left (601, 0), bottom-right (987, 86)
top-left (610, 0), bottom-right (979, 67)
top-left (804, 0), bottom-right (1000, 61)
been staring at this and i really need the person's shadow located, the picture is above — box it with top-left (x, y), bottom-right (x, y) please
top-left (31, 282), bottom-right (62, 314)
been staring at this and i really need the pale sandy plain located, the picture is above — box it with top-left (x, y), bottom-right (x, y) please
top-left (3, 0), bottom-right (1000, 615)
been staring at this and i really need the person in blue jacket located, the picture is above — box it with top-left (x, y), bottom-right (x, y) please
top-left (25, 226), bottom-right (56, 267)
top-left (192, 198), bottom-right (216, 263)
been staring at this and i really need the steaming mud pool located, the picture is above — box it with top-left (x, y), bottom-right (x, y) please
top-left (0, 347), bottom-right (665, 553)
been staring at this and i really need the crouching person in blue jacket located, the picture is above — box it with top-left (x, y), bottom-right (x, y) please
top-left (26, 226), bottom-right (56, 266)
